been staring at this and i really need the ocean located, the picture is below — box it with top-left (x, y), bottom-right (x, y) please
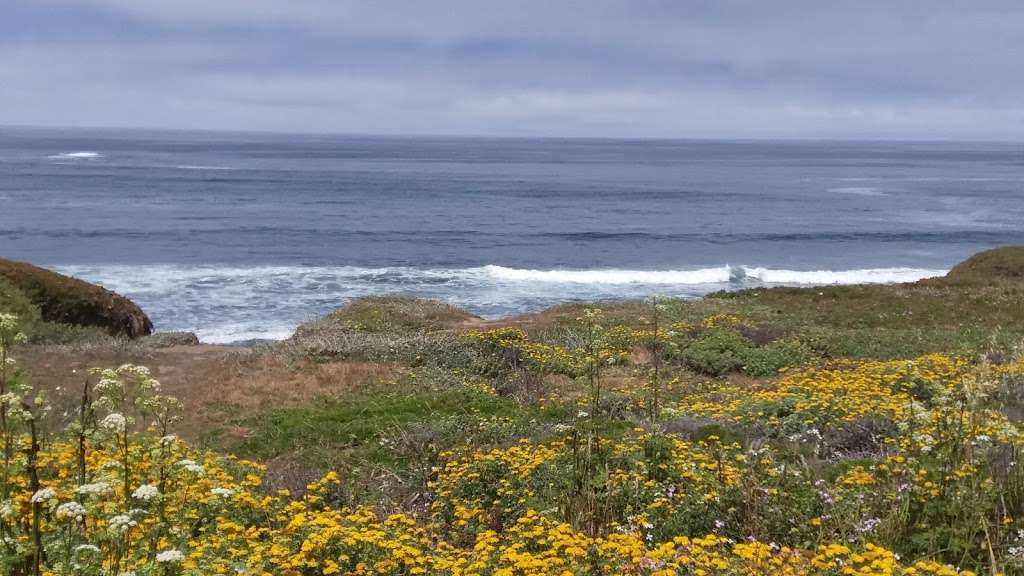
top-left (2, 126), bottom-right (1022, 343)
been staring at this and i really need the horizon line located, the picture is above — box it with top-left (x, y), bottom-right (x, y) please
top-left (3, 122), bottom-right (1024, 146)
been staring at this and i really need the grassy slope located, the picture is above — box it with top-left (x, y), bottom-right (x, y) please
top-left (0, 257), bottom-right (153, 339)
top-left (14, 247), bottom-right (1024, 502)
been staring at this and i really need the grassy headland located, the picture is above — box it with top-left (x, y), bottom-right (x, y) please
top-left (0, 258), bottom-right (153, 340)
top-left (1, 247), bottom-right (1024, 574)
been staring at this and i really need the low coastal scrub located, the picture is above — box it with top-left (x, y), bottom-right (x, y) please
top-left (4, 248), bottom-right (1024, 575)
top-left (4, 305), bottom-right (1024, 576)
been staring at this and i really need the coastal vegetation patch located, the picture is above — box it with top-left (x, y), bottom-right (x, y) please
top-left (2, 247), bottom-right (1024, 574)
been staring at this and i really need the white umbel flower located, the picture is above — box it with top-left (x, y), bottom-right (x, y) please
top-left (175, 459), bottom-right (205, 475)
top-left (155, 550), bottom-right (185, 563)
top-left (31, 487), bottom-right (57, 504)
top-left (108, 514), bottom-right (137, 533)
top-left (100, 413), bottom-right (128, 433)
top-left (132, 484), bottom-right (160, 501)
top-left (209, 487), bottom-right (235, 498)
top-left (56, 501), bottom-right (87, 521)
top-left (77, 482), bottom-right (111, 496)
top-left (75, 544), bottom-right (101, 554)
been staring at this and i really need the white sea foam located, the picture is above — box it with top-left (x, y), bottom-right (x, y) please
top-left (740, 267), bottom-right (943, 284)
top-left (483, 265), bottom-right (732, 284)
top-left (485, 265), bottom-right (942, 286)
top-left (48, 151), bottom-right (102, 159)
top-left (55, 264), bottom-right (948, 343)
top-left (172, 165), bottom-right (233, 170)
top-left (828, 186), bottom-right (885, 196)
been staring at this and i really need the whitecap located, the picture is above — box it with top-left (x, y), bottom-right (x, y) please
top-left (742, 267), bottom-right (945, 285)
top-left (48, 151), bottom-right (102, 160)
top-left (483, 265), bottom-right (731, 284)
top-left (828, 186), bottom-right (885, 196)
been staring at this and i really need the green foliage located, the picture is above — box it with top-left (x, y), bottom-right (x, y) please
top-left (741, 337), bottom-right (815, 377)
top-left (283, 328), bottom-right (484, 371)
top-left (299, 295), bottom-right (478, 335)
top-left (0, 278), bottom-right (44, 336)
top-left (283, 297), bottom-right (487, 372)
top-left (678, 328), bottom-right (754, 376)
top-left (230, 387), bottom-right (524, 465)
top-left (0, 277), bottom-right (113, 345)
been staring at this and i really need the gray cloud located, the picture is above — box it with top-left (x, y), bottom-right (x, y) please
top-left (4, 1), bottom-right (1024, 138)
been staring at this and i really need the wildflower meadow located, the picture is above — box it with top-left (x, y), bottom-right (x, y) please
top-left (3, 294), bottom-right (1024, 576)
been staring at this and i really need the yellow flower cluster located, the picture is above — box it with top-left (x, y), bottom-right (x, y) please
top-left (700, 314), bottom-right (755, 330)
top-left (465, 327), bottom-right (631, 377)
top-left (676, 354), bottom-right (978, 428)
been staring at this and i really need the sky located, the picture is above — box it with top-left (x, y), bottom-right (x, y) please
top-left (3, 1), bottom-right (1024, 140)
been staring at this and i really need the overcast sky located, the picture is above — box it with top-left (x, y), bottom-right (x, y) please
top-left (3, 1), bottom-right (1023, 139)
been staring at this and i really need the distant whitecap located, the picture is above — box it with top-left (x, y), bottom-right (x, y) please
top-left (48, 151), bottom-right (102, 160)
top-left (828, 186), bottom-right (885, 196)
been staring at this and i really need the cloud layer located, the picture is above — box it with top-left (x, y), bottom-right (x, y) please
top-left (4, 1), bottom-right (1023, 139)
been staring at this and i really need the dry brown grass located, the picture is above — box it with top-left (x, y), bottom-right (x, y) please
top-left (15, 344), bottom-right (401, 442)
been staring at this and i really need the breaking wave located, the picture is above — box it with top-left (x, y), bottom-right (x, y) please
top-left (54, 264), bottom-right (946, 344)
top-left (483, 265), bottom-right (941, 285)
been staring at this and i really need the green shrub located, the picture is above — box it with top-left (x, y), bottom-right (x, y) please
top-left (0, 277), bottom-right (44, 335)
top-left (282, 329), bottom-right (484, 371)
top-left (740, 338), bottom-right (815, 377)
top-left (299, 296), bottom-right (478, 335)
top-left (678, 328), bottom-right (754, 376)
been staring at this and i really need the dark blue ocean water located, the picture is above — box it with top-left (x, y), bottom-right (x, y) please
top-left (2, 126), bottom-right (1023, 341)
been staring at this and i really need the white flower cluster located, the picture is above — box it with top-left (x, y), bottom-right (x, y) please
top-left (75, 544), bottom-right (101, 555)
top-left (209, 487), bottom-right (235, 498)
top-left (132, 484), bottom-right (160, 501)
top-left (100, 413), bottom-right (128, 433)
top-left (56, 501), bottom-right (87, 521)
top-left (31, 487), bottom-right (57, 504)
top-left (175, 459), bottom-right (205, 475)
top-left (91, 372), bottom-right (123, 398)
top-left (77, 482), bottom-right (111, 496)
top-left (155, 550), bottom-right (185, 563)
top-left (108, 514), bottom-right (137, 533)
top-left (160, 434), bottom-right (177, 447)
top-left (0, 313), bottom-right (23, 334)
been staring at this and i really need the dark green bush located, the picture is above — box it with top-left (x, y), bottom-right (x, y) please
top-left (740, 338), bottom-right (815, 377)
top-left (679, 328), bottom-right (754, 376)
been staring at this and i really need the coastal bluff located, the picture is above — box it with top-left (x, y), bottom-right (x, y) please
top-left (0, 257), bottom-right (152, 338)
